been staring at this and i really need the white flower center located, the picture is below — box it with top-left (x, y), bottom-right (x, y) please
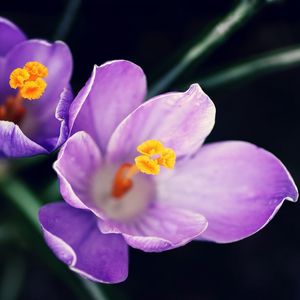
top-left (90, 164), bottom-right (154, 221)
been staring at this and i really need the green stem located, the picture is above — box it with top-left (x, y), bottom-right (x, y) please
top-left (197, 45), bottom-right (300, 89)
top-left (53, 0), bottom-right (81, 40)
top-left (148, 0), bottom-right (269, 97)
top-left (1, 177), bottom-right (40, 229)
top-left (0, 255), bottom-right (26, 300)
top-left (43, 178), bottom-right (60, 202)
top-left (79, 278), bottom-right (108, 300)
top-left (0, 176), bottom-right (108, 300)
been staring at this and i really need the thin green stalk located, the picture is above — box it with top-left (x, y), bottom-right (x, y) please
top-left (1, 177), bottom-right (40, 229)
top-left (0, 255), bottom-right (26, 300)
top-left (79, 278), bottom-right (108, 300)
top-left (53, 0), bottom-right (81, 40)
top-left (148, 0), bottom-right (270, 97)
top-left (197, 45), bottom-right (300, 89)
top-left (43, 178), bottom-right (60, 202)
top-left (0, 176), bottom-right (108, 300)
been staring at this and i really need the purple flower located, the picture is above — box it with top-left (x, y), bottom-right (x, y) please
top-left (39, 60), bottom-right (298, 283)
top-left (0, 17), bottom-right (73, 157)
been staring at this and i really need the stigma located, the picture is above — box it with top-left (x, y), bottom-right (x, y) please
top-left (9, 61), bottom-right (48, 100)
top-left (111, 140), bottom-right (176, 198)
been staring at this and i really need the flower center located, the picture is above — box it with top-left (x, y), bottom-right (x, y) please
top-left (0, 61), bottom-right (48, 124)
top-left (111, 139), bottom-right (176, 199)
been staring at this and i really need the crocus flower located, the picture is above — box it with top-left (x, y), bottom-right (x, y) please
top-left (0, 17), bottom-right (73, 157)
top-left (39, 60), bottom-right (298, 283)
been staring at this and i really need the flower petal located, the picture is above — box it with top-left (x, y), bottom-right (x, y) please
top-left (69, 60), bottom-right (147, 153)
top-left (157, 141), bottom-right (298, 243)
top-left (0, 121), bottom-right (47, 157)
top-left (106, 84), bottom-right (215, 164)
top-left (39, 202), bottom-right (128, 283)
top-left (21, 86), bottom-right (73, 151)
top-left (0, 17), bottom-right (26, 56)
top-left (98, 203), bottom-right (208, 252)
top-left (54, 131), bottom-right (102, 210)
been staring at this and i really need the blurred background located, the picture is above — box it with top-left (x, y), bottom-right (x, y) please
top-left (0, 0), bottom-right (300, 299)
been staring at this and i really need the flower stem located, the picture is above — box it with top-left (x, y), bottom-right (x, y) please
top-left (0, 254), bottom-right (26, 300)
top-left (79, 278), bottom-right (108, 300)
top-left (148, 0), bottom-right (270, 97)
top-left (53, 0), bottom-right (81, 40)
top-left (43, 178), bottom-right (60, 202)
top-left (1, 177), bottom-right (40, 229)
top-left (197, 45), bottom-right (300, 89)
top-left (0, 176), bottom-right (109, 300)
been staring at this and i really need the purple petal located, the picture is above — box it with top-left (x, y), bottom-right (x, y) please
top-left (106, 84), bottom-right (215, 164)
top-left (98, 203), bottom-right (208, 252)
top-left (39, 202), bottom-right (128, 283)
top-left (54, 131), bottom-right (102, 210)
top-left (0, 17), bottom-right (26, 56)
top-left (157, 141), bottom-right (298, 243)
top-left (69, 60), bottom-right (146, 153)
top-left (21, 86), bottom-right (73, 151)
top-left (0, 121), bottom-right (47, 157)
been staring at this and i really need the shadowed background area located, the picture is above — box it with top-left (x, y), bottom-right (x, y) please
top-left (0, 0), bottom-right (300, 299)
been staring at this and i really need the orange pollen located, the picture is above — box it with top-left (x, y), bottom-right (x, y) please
top-left (9, 61), bottom-right (48, 100)
top-left (111, 140), bottom-right (176, 199)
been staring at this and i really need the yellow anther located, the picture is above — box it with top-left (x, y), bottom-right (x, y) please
top-left (9, 68), bottom-right (30, 89)
top-left (9, 61), bottom-right (48, 100)
top-left (112, 140), bottom-right (176, 199)
top-left (20, 78), bottom-right (47, 100)
top-left (158, 148), bottom-right (176, 169)
top-left (24, 61), bottom-right (48, 80)
top-left (135, 140), bottom-right (176, 175)
top-left (135, 155), bottom-right (160, 175)
top-left (137, 140), bottom-right (164, 156)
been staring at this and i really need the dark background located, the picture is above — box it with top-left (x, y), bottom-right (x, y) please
top-left (1, 0), bottom-right (300, 299)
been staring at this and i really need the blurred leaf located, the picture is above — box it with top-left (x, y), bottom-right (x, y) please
top-left (53, 0), bottom-right (81, 40)
top-left (1, 177), bottom-right (40, 229)
top-left (196, 45), bottom-right (300, 89)
top-left (148, 0), bottom-right (273, 97)
top-left (0, 255), bottom-right (25, 300)
top-left (43, 179), bottom-right (60, 202)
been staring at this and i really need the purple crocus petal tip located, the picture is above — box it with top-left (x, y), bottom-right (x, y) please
top-left (54, 86), bottom-right (74, 149)
top-left (158, 141), bottom-right (298, 243)
top-left (0, 121), bottom-right (48, 158)
top-left (106, 83), bottom-right (216, 163)
top-left (0, 17), bottom-right (26, 56)
top-left (39, 202), bottom-right (129, 283)
top-left (69, 59), bottom-right (147, 153)
top-left (98, 204), bottom-right (208, 252)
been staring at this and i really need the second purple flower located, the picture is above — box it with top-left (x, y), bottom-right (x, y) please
top-left (0, 17), bottom-right (73, 158)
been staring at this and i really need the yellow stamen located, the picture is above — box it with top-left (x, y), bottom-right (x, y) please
top-left (137, 139), bottom-right (164, 156)
top-left (135, 139), bottom-right (176, 175)
top-left (111, 140), bottom-right (176, 199)
top-left (9, 61), bottom-right (48, 100)
top-left (24, 61), bottom-right (48, 80)
top-left (135, 155), bottom-right (160, 175)
top-left (20, 78), bottom-right (47, 100)
top-left (9, 68), bottom-right (30, 89)
top-left (157, 148), bottom-right (176, 169)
